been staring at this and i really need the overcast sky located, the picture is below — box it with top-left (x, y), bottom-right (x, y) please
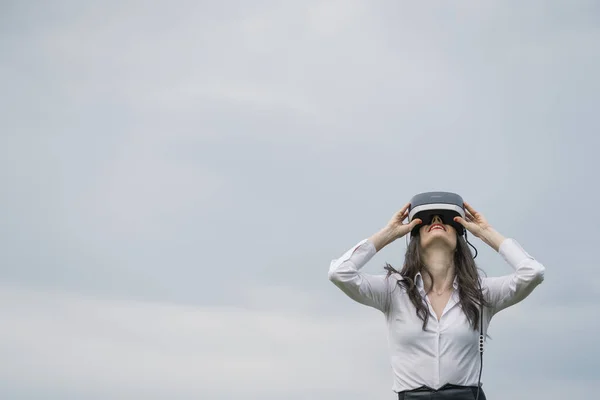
top-left (1, 1), bottom-right (599, 399)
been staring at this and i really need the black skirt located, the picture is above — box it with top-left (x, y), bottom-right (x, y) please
top-left (397, 383), bottom-right (487, 400)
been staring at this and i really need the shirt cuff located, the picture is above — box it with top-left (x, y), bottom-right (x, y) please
top-left (498, 238), bottom-right (534, 269)
top-left (336, 238), bottom-right (377, 267)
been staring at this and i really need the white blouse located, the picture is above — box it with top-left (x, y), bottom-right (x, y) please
top-left (328, 237), bottom-right (545, 393)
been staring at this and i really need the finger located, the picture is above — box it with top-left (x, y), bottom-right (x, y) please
top-left (400, 210), bottom-right (413, 223)
top-left (463, 202), bottom-right (479, 216)
top-left (465, 209), bottom-right (476, 220)
top-left (409, 218), bottom-right (422, 229)
top-left (453, 216), bottom-right (470, 227)
top-left (400, 202), bottom-right (411, 214)
top-left (403, 202), bottom-right (415, 219)
top-left (400, 210), bottom-right (409, 222)
top-left (394, 203), bottom-right (411, 219)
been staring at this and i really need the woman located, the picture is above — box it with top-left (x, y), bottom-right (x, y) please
top-left (328, 200), bottom-right (545, 399)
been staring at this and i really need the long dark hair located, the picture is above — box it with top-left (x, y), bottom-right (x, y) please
top-left (384, 233), bottom-right (488, 331)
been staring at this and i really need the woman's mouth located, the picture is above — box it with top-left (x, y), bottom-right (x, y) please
top-left (429, 224), bottom-right (446, 232)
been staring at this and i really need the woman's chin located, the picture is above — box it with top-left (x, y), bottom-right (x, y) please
top-left (421, 236), bottom-right (456, 251)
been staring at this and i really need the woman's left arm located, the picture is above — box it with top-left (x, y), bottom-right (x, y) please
top-left (454, 202), bottom-right (546, 314)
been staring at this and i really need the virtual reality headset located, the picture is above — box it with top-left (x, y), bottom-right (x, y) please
top-left (408, 191), bottom-right (466, 237)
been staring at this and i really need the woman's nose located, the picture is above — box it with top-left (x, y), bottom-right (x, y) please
top-left (432, 215), bottom-right (443, 224)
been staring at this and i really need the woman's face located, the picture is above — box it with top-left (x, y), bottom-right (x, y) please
top-left (418, 214), bottom-right (457, 250)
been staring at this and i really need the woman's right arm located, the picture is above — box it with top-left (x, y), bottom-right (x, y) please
top-left (327, 203), bottom-right (422, 312)
top-left (327, 234), bottom-right (390, 312)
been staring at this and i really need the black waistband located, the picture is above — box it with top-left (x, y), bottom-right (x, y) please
top-left (400, 383), bottom-right (477, 392)
top-left (398, 384), bottom-right (484, 400)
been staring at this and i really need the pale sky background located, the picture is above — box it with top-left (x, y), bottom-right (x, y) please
top-left (1, 1), bottom-right (599, 399)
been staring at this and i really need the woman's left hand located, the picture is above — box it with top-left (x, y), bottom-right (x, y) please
top-left (454, 202), bottom-right (506, 251)
top-left (453, 202), bottom-right (492, 239)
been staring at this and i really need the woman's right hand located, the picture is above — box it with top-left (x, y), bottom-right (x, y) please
top-left (385, 202), bottom-right (423, 239)
top-left (369, 203), bottom-right (422, 251)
